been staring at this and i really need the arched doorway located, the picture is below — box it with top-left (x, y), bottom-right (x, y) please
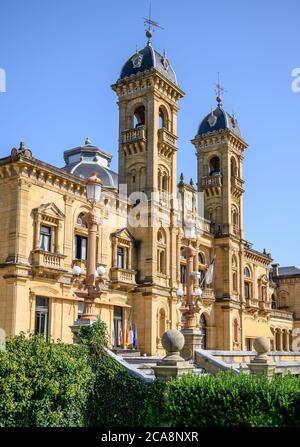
top-left (200, 314), bottom-right (207, 349)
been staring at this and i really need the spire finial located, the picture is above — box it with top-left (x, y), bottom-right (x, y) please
top-left (215, 72), bottom-right (227, 107)
top-left (143, 2), bottom-right (163, 45)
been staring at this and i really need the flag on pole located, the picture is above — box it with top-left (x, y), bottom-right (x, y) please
top-left (133, 323), bottom-right (138, 349)
top-left (118, 324), bottom-right (123, 346)
top-left (128, 323), bottom-right (134, 346)
top-left (205, 255), bottom-right (216, 285)
top-left (125, 322), bottom-right (129, 345)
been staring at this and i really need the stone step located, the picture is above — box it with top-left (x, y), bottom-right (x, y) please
top-left (113, 348), bottom-right (141, 357)
top-left (123, 356), bottom-right (161, 364)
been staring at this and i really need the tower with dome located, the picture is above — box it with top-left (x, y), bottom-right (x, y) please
top-left (0, 26), bottom-right (297, 356)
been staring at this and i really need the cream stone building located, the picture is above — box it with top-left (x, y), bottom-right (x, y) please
top-left (0, 31), bottom-right (298, 355)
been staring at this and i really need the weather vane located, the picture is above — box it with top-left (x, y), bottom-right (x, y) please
top-left (143, 2), bottom-right (164, 44)
top-left (215, 72), bottom-right (227, 106)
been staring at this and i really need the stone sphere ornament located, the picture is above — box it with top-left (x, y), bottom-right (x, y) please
top-left (253, 336), bottom-right (270, 354)
top-left (161, 329), bottom-right (185, 353)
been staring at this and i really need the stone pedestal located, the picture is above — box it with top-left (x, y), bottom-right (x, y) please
top-left (70, 319), bottom-right (96, 344)
top-left (153, 329), bottom-right (194, 381)
top-left (180, 328), bottom-right (202, 361)
top-left (247, 336), bottom-right (275, 378)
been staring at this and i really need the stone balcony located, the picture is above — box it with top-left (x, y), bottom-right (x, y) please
top-left (110, 267), bottom-right (136, 291)
top-left (31, 250), bottom-right (67, 276)
top-left (202, 288), bottom-right (215, 304)
top-left (121, 126), bottom-right (146, 155)
top-left (199, 174), bottom-right (222, 195)
top-left (157, 128), bottom-right (177, 148)
top-left (231, 175), bottom-right (245, 198)
top-left (270, 309), bottom-right (294, 321)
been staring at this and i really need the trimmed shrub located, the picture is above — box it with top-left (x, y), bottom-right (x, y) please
top-left (0, 333), bottom-right (94, 427)
top-left (142, 372), bottom-right (300, 427)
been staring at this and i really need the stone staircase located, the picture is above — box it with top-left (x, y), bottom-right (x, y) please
top-left (115, 350), bottom-right (205, 379)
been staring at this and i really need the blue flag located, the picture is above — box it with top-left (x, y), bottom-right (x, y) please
top-left (133, 323), bottom-right (138, 349)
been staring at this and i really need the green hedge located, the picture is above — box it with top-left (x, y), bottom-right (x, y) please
top-left (77, 320), bottom-right (149, 427)
top-left (142, 372), bottom-right (300, 427)
top-left (0, 333), bottom-right (94, 427)
top-left (1, 322), bottom-right (300, 427)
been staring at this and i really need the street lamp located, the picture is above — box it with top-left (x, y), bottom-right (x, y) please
top-left (73, 172), bottom-right (104, 323)
top-left (177, 220), bottom-right (203, 360)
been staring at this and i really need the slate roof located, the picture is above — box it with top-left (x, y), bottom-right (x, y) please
top-left (197, 105), bottom-right (241, 138)
top-left (120, 44), bottom-right (177, 85)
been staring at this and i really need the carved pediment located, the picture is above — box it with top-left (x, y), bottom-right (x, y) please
top-left (34, 203), bottom-right (65, 221)
top-left (111, 227), bottom-right (135, 243)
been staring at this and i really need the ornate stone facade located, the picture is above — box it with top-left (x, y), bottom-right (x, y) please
top-left (0, 33), bottom-right (297, 355)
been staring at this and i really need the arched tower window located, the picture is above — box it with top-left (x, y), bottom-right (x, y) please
top-left (209, 156), bottom-right (220, 176)
top-left (133, 105), bottom-right (145, 128)
top-left (157, 228), bottom-right (167, 275)
top-left (158, 106), bottom-right (169, 130)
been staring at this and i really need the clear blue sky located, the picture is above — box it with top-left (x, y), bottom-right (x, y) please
top-left (1, 0), bottom-right (299, 267)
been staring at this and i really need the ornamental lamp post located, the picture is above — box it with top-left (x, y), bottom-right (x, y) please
top-left (177, 220), bottom-right (203, 360)
top-left (70, 172), bottom-right (105, 340)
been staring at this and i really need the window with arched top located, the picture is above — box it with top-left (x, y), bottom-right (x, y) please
top-left (244, 266), bottom-right (252, 300)
top-left (244, 266), bottom-right (251, 278)
top-left (158, 106), bottom-right (169, 130)
top-left (198, 252), bottom-right (205, 265)
top-left (271, 294), bottom-right (277, 309)
top-left (76, 213), bottom-right (87, 228)
top-left (133, 105), bottom-right (145, 128)
top-left (233, 319), bottom-right (239, 343)
top-left (232, 254), bottom-right (238, 293)
top-left (157, 228), bottom-right (167, 275)
top-left (209, 156), bottom-right (220, 176)
top-left (159, 308), bottom-right (166, 338)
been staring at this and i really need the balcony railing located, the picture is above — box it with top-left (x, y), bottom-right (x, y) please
top-left (231, 175), bottom-right (244, 191)
top-left (121, 126), bottom-right (146, 144)
top-left (199, 174), bottom-right (222, 189)
top-left (202, 288), bottom-right (215, 303)
top-left (270, 309), bottom-right (294, 321)
top-left (111, 267), bottom-right (136, 290)
top-left (31, 250), bottom-right (66, 272)
top-left (157, 127), bottom-right (177, 147)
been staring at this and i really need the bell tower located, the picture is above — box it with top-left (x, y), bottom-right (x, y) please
top-left (111, 28), bottom-right (184, 285)
top-left (111, 30), bottom-right (184, 200)
top-left (191, 94), bottom-right (248, 239)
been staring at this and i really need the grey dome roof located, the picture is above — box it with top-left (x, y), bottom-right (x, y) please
top-left (197, 105), bottom-right (241, 137)
top-left (70, 163), bottom-right (118, 188)
top-left (120, 44), bottom-right (177, 85)
top-left (61, 138), bottom-right (118, 189)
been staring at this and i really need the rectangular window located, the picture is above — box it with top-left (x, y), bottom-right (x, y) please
top-left (40, 225), bottom-right (51, 252)
top-left (75, 235), bottom-right (88, 260)
top-left (180, 264), bottom-right (187, 284)
top-left (35, 297), bottom-right (49, 341)
top-left (117, 246), bottom-right (125, 269)
top-left (245, 338), bottom-right (252, 351)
